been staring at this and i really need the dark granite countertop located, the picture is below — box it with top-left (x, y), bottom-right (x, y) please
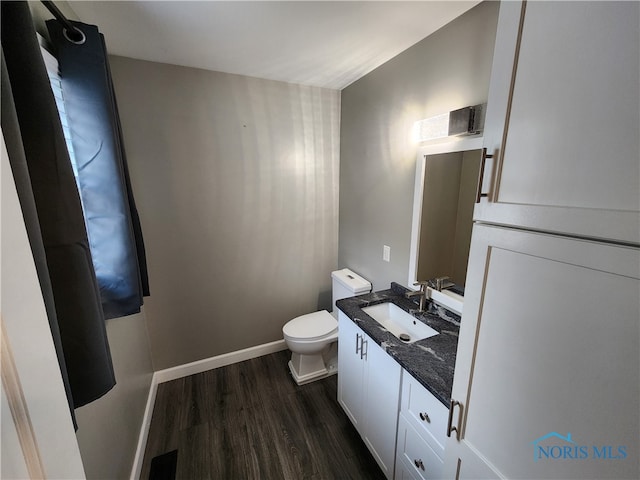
top-left (336, 282), bottom-right (460, 407)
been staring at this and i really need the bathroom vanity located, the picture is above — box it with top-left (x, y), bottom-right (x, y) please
top-left (337, 312), bottom-right (401, 478)
top-left (336, 284), bottom-right (459, 480)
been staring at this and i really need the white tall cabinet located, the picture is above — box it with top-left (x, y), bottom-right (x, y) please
top-left (477, 0), bottom-right (639, 245)
top-left (444, 1), bottom-right (640, 479)
top-left (444, 226), bottom-right (639, 479)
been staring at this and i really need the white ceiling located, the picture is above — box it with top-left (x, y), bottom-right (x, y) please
top-left (68, 1), bottom-right (480, 90)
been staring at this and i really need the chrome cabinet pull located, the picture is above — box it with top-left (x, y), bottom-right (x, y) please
top-left (419, 412), bottom-right (430, 423)
top-left (355, 332), bottom-right (368, 359)
top-left (447, 399), bottom-right (463, 440)
top-left (360, 338), bottom-right (368, 360)
top-left (475, 147), bottom-right (494, 203)
top-left (414, 459), bottom-right (425, 471)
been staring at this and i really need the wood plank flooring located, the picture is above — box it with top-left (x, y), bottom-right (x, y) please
top-left (140, 350), bottom-right (386, 479)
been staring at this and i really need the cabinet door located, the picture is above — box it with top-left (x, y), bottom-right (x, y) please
top-left (477, 1), bottom-right (640, 245)
top-left (443, 225), bottom-right (639, 479)
top-left (363, 335), bottom-right (402, 478)
top-left (337, 312), bottom-right (365, 431)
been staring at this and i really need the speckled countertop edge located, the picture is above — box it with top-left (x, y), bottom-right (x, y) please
top-left (336, 282), bottom-right (460, 407)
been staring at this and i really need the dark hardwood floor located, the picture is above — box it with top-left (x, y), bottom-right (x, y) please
top-left (141, 350), bottom-right (386, 479)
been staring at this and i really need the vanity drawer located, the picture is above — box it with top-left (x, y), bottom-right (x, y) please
top-left (394, 456), bottom-right (420, 480)
top-left (401, 371), bottom-right (449, 454)
top-left (396, 414), bottom-right (444, 480)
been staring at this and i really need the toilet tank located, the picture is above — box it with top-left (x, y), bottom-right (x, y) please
top-left (331, 269), bottom-right (371, 313)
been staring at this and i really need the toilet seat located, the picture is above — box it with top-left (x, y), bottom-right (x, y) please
top-left (282, 310), bottom-right (337, 341)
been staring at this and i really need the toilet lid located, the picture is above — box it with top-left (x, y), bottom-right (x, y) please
top-left (283, 310), bottom-right (337, 341)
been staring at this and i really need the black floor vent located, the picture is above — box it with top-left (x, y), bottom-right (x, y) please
top-left (149, 449), bottom-right (177, 480)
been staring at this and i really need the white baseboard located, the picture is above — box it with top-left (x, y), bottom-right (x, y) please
top-left (129, 339), bottom-right (288, 479)
top-left (129, 374), bottom-right (158, 480)
top-left (154, 339), bottom-right (287, 384)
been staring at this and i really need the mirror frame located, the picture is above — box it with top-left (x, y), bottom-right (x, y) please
top-left (407, 135), bottom-right (484, 315)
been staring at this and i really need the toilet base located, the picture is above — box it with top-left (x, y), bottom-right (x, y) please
top-left (288, 360), bottom-right (337, 385)
top-left (287, 344), bottom-right (338, 385)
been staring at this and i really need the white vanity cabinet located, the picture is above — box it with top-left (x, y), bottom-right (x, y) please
top-left (338, 311), bottom-right (402, 479)
top-left (477, 0), bottom-right (639, 245)
top-left (395, 371), bottom-right (449, 480)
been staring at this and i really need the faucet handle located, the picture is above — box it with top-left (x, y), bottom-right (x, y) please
top-left (413, 281), bottom-right (429, 292)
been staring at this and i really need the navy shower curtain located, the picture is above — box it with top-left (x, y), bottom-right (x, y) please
top-left (46, 18), bottom-right (150, 319)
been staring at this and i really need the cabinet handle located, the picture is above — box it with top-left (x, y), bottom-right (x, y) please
top-left (419, 412), bottom-right (430, 423)
top-left (414, 459), bottom-right (425, 471)
top-left (475, 147), bottom-right (494, 203)
top-left (447, 399), bottom-right (463, 440)
top-left (360, 338), bottom-right (368, 360)
top-left (355, 333), bottom-right (361, 355)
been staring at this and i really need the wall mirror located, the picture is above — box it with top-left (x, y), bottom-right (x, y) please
top-left (408, 136), bottom-right (484, 314)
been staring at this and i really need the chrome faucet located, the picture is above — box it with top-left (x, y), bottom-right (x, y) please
top-left (405, 281), bottom-right (429, 312)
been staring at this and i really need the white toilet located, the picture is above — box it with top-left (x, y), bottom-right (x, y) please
top-left (282, 268), bottom-right (371, 385)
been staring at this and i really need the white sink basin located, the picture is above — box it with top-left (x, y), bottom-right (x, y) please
top-left (361, 302), bottom-right (438, 344)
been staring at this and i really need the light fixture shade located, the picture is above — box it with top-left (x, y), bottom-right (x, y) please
top-left (414, 112), bottom-right (450, 142)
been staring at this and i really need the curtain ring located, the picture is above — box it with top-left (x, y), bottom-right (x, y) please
top-left (63, 27), bottom-right (86, 45)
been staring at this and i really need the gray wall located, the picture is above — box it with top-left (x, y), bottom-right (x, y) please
top-left (338, 1), bottom-right (499, 291)
top-left (75, 312), bottom-right (153, 479)
top-left (27, 3), bottom-right (155, 479)
top-left (109, 56), bottom-right (341, 370)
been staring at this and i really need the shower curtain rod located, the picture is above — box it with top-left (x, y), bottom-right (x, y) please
top-left (41, 1), bottom-right (85, 44)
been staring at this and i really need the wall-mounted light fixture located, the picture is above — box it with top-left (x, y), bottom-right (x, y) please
top-left (413, 104), bottom-right (486, 142)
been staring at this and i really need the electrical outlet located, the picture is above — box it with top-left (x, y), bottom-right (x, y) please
top-left (383, 245), bottom-right (391, 262)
